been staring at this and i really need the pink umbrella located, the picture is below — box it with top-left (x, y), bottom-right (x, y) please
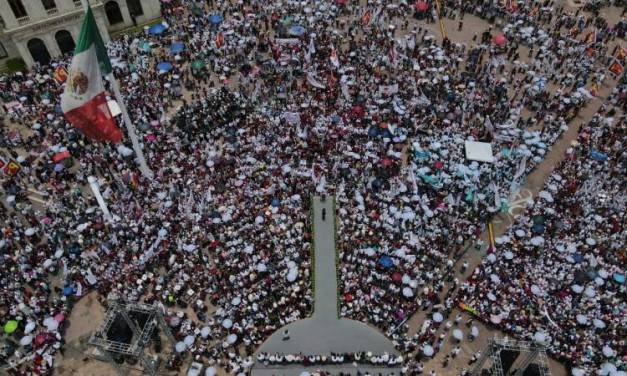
top-left (35, 334), bottom-right (47, 346)
top-left (41, 217), bottom-right (52, 225)
top-left (493, 35), bottom-right (507, 46)
top-left (392, 272), bottom-right (402, 283)
top-left (415, 1), bottom-right (429, 11)
top-left (145, 134), bottom-right (157, 142)
top-left (54, 313), bottom-right (65, 323)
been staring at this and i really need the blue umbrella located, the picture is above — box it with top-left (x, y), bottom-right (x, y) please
top-left (613, 273), bottom-right (625, 284)
top-left (63, 286), bottom-right (75, 296)
top-left (368, 126), bottom-right (379, 137)
top-left (288, 25), bottom-right (306, 36)
top-left (271, 198), bottom-right (280, 207)
top-left (69, 242), bottom-right (81, 255)
top-left (371, 178), bottom-right (383, 191)
top-left (169, 42), bottom-right (185, 54)
top-left (532, 223), bottom-right (545, 234)
top-left (379, 255), bottom-right (393, 269)
top-left (148, 23), bottom-right (166, 35)
top-left (53, 163), bottom-right (64, 172)
top-left (209, 14), bottom-right (224, 24)
top-left (573, 253), bottom-right (584, 263)
top-left (590, 149), bottom-right (608, 162)
top-left (157, 62), bottom-right (173, 72)
top-left (381, 128), bottom-right (393, 139)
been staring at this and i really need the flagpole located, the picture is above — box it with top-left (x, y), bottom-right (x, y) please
top-left (80, 0), bottom-right (153, 179)
top-left (107, 74), bottom-right (153, 178)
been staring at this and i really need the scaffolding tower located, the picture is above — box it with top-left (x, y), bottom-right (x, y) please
top-left (471, 337), bottom-right (551, 376)
top-left (88, 300), bottom-right (175, 376)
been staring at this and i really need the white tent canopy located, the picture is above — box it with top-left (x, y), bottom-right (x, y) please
top-left (465, 141), bottom-right (495, 163)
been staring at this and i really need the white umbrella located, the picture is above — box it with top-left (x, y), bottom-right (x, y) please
top-left (402, 287), bottom-right (414, 297)
top-left (538, 191), bottom-right (553, 202)
top-left (530, 285), bottom-right (543, 296)
top-left (452, 329), bottom-right (463, 341)
top-left (600, 363), bottom-right (617, 375)
top-left (490, 274), bottom-right (501, 284)
top-left (287, 268), bottom-right (298, 282)
top-left (200, 327), bottom-right (211, 338)
top-left (598, 270), bottom-right (609, 279)
top-left (402, 275), bottom-right (411, 284)
top-left (44, 317), bottom-right (58, 331)
top-left (222, 319), bottom-right (233, 329)
top-left (184, 335), bottom-right (195, 347)
top-left (515, 229), bottom-right (526, 237)
top-left (231, 297), bottom-right (241, 306)
top-left (423, 345), bottom-right (434, 357)
top-left (257, 263), bottom-right (267, 273)
top-left (227, 334), bottom-right (237, 344)
top-left (571, 284), bottom-right (584, 293)
top-left (533, 332), bottom-right (547, 344)
top-left (206, 367), bottom-right (217, 376)
top-left (25, 228), bottom-right (36, 236)
top-left (530, 236), bottom-right (544, 246)
top-left (504, 251), bottom-right (514, 260)
top-left (433, 312), bottom-right (443, 322)
top-left (584, 286), bottom-right (596, 298)
top-left (571, 368), bottom-right (585, 376)
top-left (24, 322), bottom-right (36, 334)
top-left (576, 314), bottom-right (588, 325)
top-left (586, 238), bottom-right (596, 246)
top-left (490, 314), bottom-right (502, 324)
top-left (486, 254), bottom-right (497, 263)
top-left (20, 336), bottom-right (33, 346)
top-left (471, 326), bottom-right (479, 337)
top-left (593, 319), bottom-right (606, 329)
top-left (602, 346), bottom-right (615, 358)
top-left (175, 342), bottom-right (187, 352)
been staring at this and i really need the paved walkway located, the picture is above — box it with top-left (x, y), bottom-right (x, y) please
top-left (252, 197), bottom-right (399, 376)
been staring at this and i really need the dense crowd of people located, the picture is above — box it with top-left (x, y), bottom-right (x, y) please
top-left (457, 102), bottom-right (625, 374)
top-left (0, 0), bottom-right (624, 375)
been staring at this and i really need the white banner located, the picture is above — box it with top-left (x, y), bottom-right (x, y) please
top-left (307, 72), bottom-right (326, 89)
top-left (378, 84), bottom-right (399, 96)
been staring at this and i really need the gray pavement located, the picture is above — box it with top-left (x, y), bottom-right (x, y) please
top-left (252, 197), bottom-right (400, 376)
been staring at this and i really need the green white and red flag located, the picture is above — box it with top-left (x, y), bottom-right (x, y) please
top-left (61, 7), bottom-right (122, 143)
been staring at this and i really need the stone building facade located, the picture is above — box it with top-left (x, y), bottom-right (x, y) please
top-left (0, 0), bottom-right (161, 68)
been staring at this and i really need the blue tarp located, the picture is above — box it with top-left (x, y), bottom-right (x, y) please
top-left (271, 198), bottom-right (280, 207)
top-left (63, 286), bottom-right (75, 296)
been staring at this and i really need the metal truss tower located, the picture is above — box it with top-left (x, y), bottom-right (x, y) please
top-left (471, 337), bottom-right (551, 376)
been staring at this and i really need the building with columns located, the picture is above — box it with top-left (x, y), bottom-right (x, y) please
top-left (0, 0), bottom-right (161, 68)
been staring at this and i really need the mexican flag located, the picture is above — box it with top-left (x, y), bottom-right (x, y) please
top-left (61, 7), bottom-right (122, 143)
